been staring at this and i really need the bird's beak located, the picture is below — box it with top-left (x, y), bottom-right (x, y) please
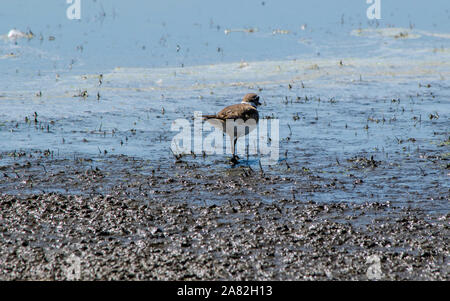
top-left (255, 97), bottom-right (262, 106)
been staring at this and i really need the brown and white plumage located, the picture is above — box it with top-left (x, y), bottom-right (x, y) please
top-left (203, 93), bottom-right (261, 162)
top-left (203, 93), bottom-right (261, 121)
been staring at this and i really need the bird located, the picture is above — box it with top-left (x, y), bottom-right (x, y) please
top-left (202, 93), bottom-right (261, 164)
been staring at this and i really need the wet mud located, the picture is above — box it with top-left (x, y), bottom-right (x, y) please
top-left (0, 153), bottom-right (448, 280)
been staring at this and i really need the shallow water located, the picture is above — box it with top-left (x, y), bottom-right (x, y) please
top-left (0, 1), bottom-right (449, 212)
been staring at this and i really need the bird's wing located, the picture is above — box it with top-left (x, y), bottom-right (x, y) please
top-left (216, 104), bottom-right (259, 121)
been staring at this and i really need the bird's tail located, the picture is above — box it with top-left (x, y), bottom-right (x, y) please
top-left (202, 114), bottom-right (218, 119)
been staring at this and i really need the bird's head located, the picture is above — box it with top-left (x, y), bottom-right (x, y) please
top-left (242, 93), bottom-right (261, 107)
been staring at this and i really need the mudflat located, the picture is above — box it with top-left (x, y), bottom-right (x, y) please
top-left (0, 153), bottom-right (447, 280)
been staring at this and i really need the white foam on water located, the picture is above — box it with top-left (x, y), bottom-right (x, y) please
top-left (1, 45), bottom-right (449, 121)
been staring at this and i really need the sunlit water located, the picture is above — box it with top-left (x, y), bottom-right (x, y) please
top-left (0, 0), bottom-right (449, 210)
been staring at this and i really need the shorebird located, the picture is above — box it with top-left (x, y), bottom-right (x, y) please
top-left (202, 93), bottom-right (261, 164)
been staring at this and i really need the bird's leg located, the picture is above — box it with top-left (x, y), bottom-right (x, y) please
top-left (230, 136), bottom-right (239, 164)
top-left (233, 136), bottom-right (241, 160)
